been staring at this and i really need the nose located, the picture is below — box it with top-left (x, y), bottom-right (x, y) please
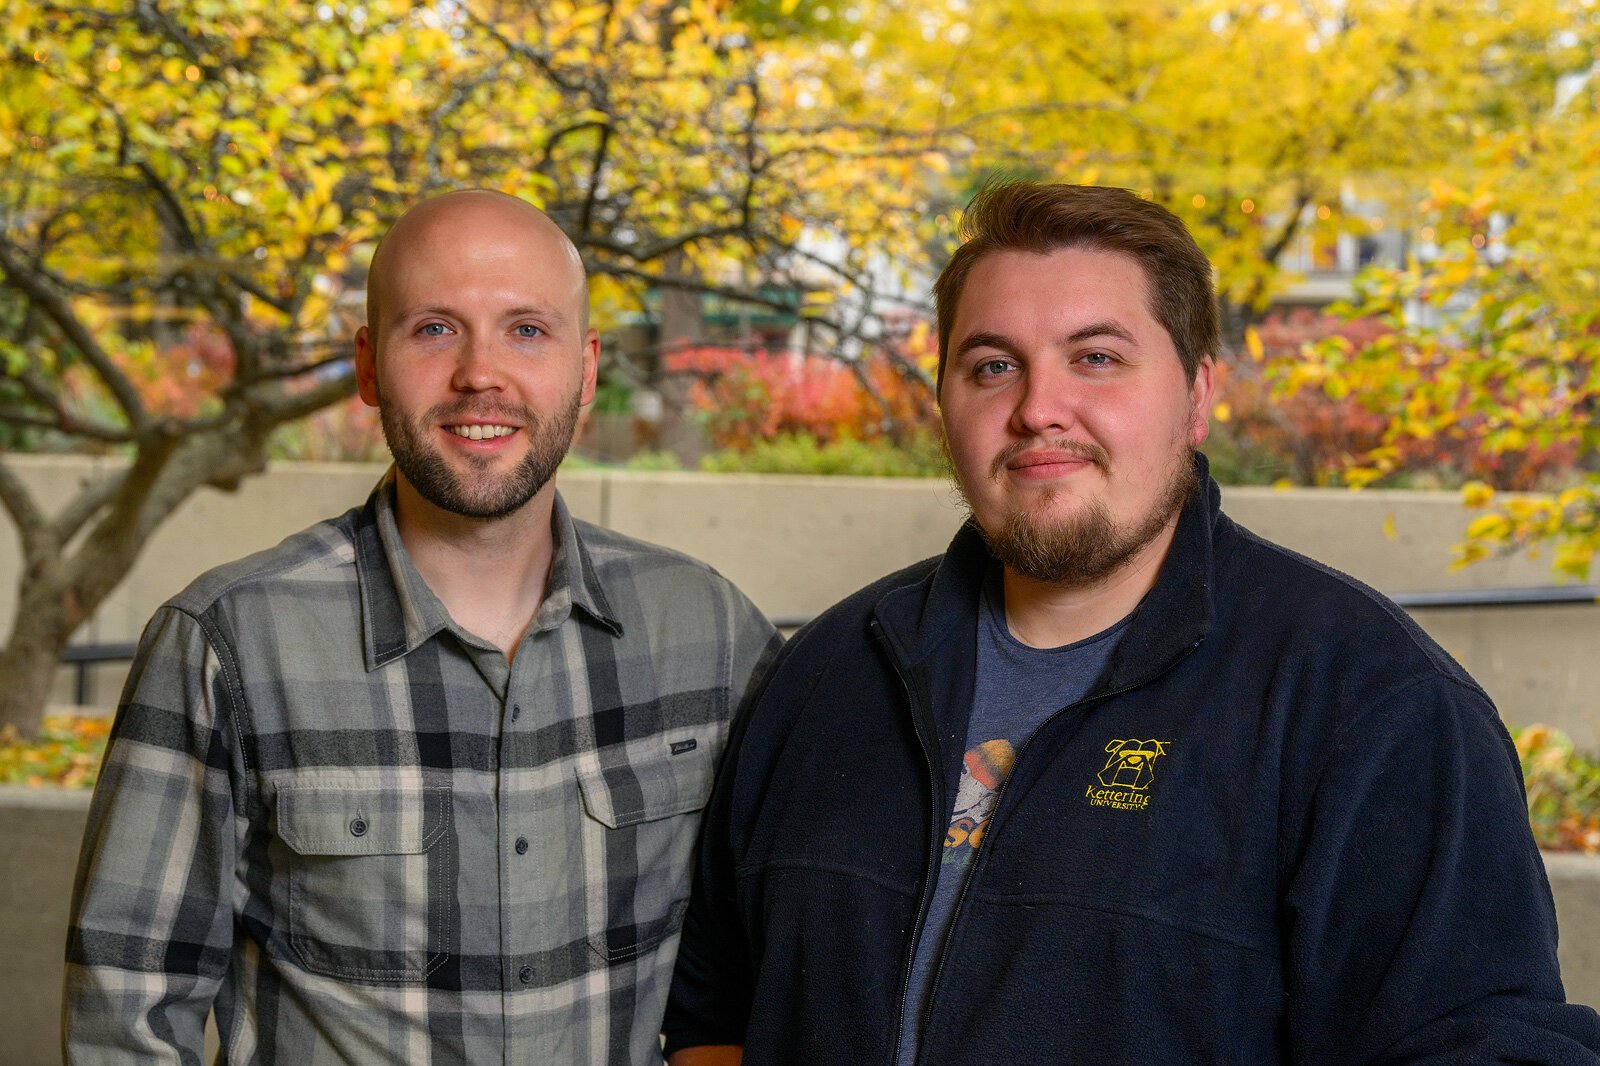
top-left (1010, 363), bottom-right (1075, 437)
top-left (450, 333), bottom-right (506, 393)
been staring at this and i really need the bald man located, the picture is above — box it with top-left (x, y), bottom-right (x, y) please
top-left (64, 191), bottom-right (779, 1064)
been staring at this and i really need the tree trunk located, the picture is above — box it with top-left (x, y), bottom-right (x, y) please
top-left (654, 251), bottom-right (709, 464)
top-left (1218, 299), bottom-right (1259, 356)
top-left (0, 422), bottom-right (285, 738)
top-left (0, 572), bottom-right (81, 735)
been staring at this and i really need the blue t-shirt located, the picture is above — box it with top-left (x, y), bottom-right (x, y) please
top-left (896, 567), bottom-right (1129, 1064)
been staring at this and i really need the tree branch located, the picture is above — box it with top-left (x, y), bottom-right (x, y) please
top-left (1238, 187), bottom-right (1318, 316)
top-left (601, 262), bottom-right (800, 317)
top-left (129, 0), bottom-right (214, 71)
top-left (254, 369), bottom-right (358, 423)
top-left (582, 223), bottom-right (756, 266)
top-left (50, 467), bottom-right (130, 546)
top-left (222, 349), bottom-right (351, 394)
top-left (877, 338), bottom-right (936, 394)
top-left (134, 159), bottom-right (202, 254)
top-left (472, 14), bottom-right (582, 94)
top-left (0, 404), bottom-right (128, 443)
top-left (0, 458), bottom-right (46, 560)
top-left (578, 123), bottom-right (614, 238)
top-left (0, 240), bottom-right (148, 430)
top-left (537, 120), bottom-right (610, 172)
top-left (5, 364), bottom-right (136, 442)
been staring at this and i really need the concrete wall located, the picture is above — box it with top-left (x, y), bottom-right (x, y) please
top-left (0, 789), bottom-right (216, 1066)
top-left (2, 454), bottom-right (1594, 747)
top-left (3, 787), bottom-right (1594, 1065)
top-left (2, 788), bottom-right (86, 1066)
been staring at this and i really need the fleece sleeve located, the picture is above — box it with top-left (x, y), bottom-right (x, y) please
top-left (1282, 674), bottom-right (1600, 1064)
top-left (63, 606), bottom-right (239, 1062)
top-left (661, 657), bottom-right (775, 1057)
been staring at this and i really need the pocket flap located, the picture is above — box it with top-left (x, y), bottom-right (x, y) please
top-left (577, 740), bottom-right (714, 829)
top-left (278, 784), bottom-right (446, 856)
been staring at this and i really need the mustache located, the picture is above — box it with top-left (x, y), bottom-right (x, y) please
top-left (425, 398), bottom-right (536, 425)
top-left (989, 438), bottom-right (1110, 481)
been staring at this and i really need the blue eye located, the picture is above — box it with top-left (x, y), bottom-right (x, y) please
top-left (418, 323), bottom-right (450, 337)
top-left (975, 358), bottom-right (1013, 378)
top-left (1081, 351), bottom-right (1113, 366)
top-left (513, 324), bottom-right (543, 338)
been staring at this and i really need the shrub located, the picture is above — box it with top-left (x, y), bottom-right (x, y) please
top-left (1208, 312), bottom-right (1391, 486)
top-left (620, 450), bottom-right (686, 472)
top-left (664, 345), bottom-right (938, 451)
top-left (0, 713), bottom-right (110, 788)
top-left (1250, 308), bottom-right (1580, 490)
top-left (1515, 724), bottom-right (1600, 854)
top-left (699, 432), bottom-right (946, 477)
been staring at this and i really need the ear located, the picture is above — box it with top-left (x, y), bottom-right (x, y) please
top-left (578, 328), bottom-right (600, 407)
top-left (355, 325), bottom-right (380, 408)
top-left (1105, 739), bottom-right (1125, 754)
top-left (1187, 354), bottom-right (1217, 447)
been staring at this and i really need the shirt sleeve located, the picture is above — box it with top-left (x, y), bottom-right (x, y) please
top-left (63, 605), bottom-right (240, 1061)
top-left (1282, 675), bottom-right (1600, 1063)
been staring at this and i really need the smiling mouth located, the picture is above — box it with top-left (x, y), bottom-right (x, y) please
top-left (444, 424), bottom-right (518, 441)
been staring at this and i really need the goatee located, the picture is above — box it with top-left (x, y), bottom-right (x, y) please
top-left (380, 389), bottom-right (581, 520)
top-left (970, 450), bottom-right (1198, 588)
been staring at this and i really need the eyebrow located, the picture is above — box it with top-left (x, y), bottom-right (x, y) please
top-left (399, 305), bottom-right (570, 325)
top-left (951, 331), bottom-right (1018, 361)
top-left (952, 320), bottom-right (1138, 361)
top-left (1067, 320), bottom-right (1137, 345)
top-left (504, 306), bottom-right (569, 324)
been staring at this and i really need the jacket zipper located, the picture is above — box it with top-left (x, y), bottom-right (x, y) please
top-left (907, 636), bottom-right (1205, 1065)
top-left (874, 618), bottom-right (946, 1066)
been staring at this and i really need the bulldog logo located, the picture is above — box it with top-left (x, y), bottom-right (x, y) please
top-left (1097, 739), bottom-right (1169, 790)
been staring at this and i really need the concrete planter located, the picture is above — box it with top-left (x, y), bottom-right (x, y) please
top-left (2, 786), bottom-right (1597, 1064)
top-left (1548, 850), bottom-right (1600, 1010)
top-left (2, 786), bottom-right (89, 1066)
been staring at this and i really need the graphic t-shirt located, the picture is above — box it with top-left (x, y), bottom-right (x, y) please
top-left (896, 567), bottom-right (1129, 1065)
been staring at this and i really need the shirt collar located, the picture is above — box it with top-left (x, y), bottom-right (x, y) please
top-left (536, 489), bottom-right (625, 639)
top-left (354, 469), bottom-right (623, 672)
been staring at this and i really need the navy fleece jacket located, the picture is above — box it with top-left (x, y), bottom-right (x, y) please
top-left (664, 459), bottom-right (1600, 1064)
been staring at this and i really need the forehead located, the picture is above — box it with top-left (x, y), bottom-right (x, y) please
top-left (954, 246), bottom-right (1162, 335)
top-left (374, 200), bottom-right (585, 319)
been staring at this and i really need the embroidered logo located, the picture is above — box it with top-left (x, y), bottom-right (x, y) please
top-left (1085, 739), bottom-right (1170, 811)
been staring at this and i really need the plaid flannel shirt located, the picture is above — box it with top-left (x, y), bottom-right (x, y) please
top-left (64, 474), bottom-right (779, 1064)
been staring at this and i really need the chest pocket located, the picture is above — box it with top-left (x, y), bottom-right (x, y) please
top-left (576, 740), bottom-right (714, 964)
top-left (277, 784), bottom-right (455, 983)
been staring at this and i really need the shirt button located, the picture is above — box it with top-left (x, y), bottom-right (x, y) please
top-left (515, 836), bottom-right (529, 855)
top-left (349, 818), bottom-right (368, 837)
top-left (518, 964), bottom-right (533, 985)
top-left (511, 703), bottom-right (521, 721)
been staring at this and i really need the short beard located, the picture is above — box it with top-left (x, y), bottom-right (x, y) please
top-left (971, 451), bottom-right (1198, 588)
top-left (380, 389), bottom-right (581, 520)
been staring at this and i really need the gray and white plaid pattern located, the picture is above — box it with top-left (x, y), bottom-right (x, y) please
top-left (65, 474), bottom-right (779, 1064)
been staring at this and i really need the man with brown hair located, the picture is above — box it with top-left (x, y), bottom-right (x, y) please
top-left (663, 183), bottom-right (1600, 1064)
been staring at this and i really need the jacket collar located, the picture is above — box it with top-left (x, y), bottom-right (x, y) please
top-left (876, 453), bottom-right (1219, 693)
top-left (353, 470), bottom-right (623, 671)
